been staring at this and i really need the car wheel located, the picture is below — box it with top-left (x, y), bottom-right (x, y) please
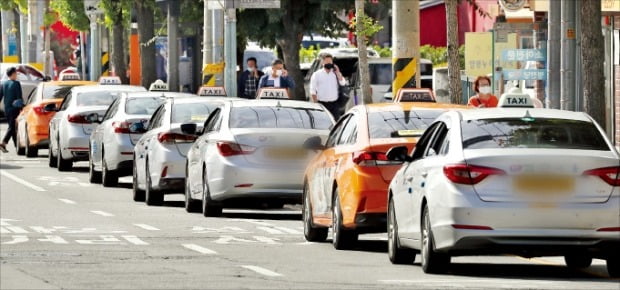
top-left (57, 143), bottom-right (73, 172)
top-left (132, 159), bottom-right (145, 202)
top-left (202, 169), bottom-right (222, 217)
top-left (145, 161), bottom-right (164, 206)
top-left (88, 149), bottom-right (102, 184)
top-left (303, 182), bottom-right (328, 242)
top-left (185, 175), bottom-right (201, 213)
top-left (607, 257), bottom-right (620, 278)
top-left (16, 127), bottom-right (25, 156)
top-left (564, 255), bottom-right (592, 269)
top-left (332, 188), bottom-right (358, 250)
top-left (48, 140), bottom-right (57, 168)
top-left (25, 128), bottom-right (37, 158)
top-left (421, 205), bottom-right (450, 274)
top-left (101, 155), bottom-right (118, 187)
top-left (388, 197), bottom-right (416, 264)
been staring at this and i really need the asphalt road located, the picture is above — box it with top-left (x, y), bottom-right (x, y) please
top-left (1, 139), bottom-right (619, 289)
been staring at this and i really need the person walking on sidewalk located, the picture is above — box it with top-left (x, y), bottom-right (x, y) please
top-left (0, 67), bottom-right (23, 153)
top-left (258, 59), bottom-right (295, 97)
top-left (238, 57), bottom-right (264, 99)
top-left (310, 53), bottom-right (347, 120)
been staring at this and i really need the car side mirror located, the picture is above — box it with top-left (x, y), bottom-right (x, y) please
top-left (86, 113), bottom-right (101, 124)
top-left (386, 146), bottom-right (411, 162)
top-left (303, 136), bottom-right (325, 151)
top-left (43, 103), bottom-right (58, 112)
top-left (181, 123), bottom-right (198, 135)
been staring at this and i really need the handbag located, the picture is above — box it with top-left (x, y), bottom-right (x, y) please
top-left (12, 99), bottom-right (24, 109)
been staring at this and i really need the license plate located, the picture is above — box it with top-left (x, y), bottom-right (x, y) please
top-left (513, 175), bottom-right (574, 194)
top-left (265, 148), bottom-right (307, 159)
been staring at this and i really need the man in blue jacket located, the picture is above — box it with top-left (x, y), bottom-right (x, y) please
top-left (258, 59), bottom-right (295, 98)
top-left (237, 57), bottom-right (264, 99)
top-left (0, 67), bottom-right (22, 153)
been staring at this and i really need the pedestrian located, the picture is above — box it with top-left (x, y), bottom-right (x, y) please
top-left (310, 53), bottom-right (347, 120)
top-left (0, 67), bottom-right (24, 153)
top-left (258, 59), bottom-right (295, 97)
top-left (237, 57), bottom-right (264, 99)
top-left (468, 75), bottom-right (498, 108)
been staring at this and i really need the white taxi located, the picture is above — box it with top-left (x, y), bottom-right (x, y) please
top-left (385, 91), bottom-right (620, 277)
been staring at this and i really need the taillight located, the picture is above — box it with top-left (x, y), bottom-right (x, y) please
top-left (216, 142), bottom-right (255, 157)
top-left (583, 166), bottom-right (620, 186)
top-left (112, 121), bottom-right (131, 134)
top-left (157, 132), bottom-right (196, 144)
top-left (352, 151), bottom-right (400, 166)
top-left (67, 114), bottom-right (90, 124)
top-left (33, 106), bottom-right (50, 115)
top-left (443, 163), bottom-right (505, 185)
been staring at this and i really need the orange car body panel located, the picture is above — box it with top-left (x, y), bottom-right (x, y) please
top-left (306, 102), bottom-right (469, 229)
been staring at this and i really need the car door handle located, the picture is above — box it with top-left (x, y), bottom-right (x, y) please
top-left (421, 172), bottom-right (428, 178)
top-left (406, 176), bottom-right (413, 182)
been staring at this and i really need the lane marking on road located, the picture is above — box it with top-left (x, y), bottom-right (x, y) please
top-left (273, 226), bottom-right (302, 234)
top-left (0, 218), bottom-right (20, 226)
top-left (182, 244), bottom-right (218, 255)
top-left (256, 226), bottom-right (283, 234)
top-left (0, 227), bottom-right (10, 234)
top-left (5, 226), bottom-right (29, 234)
top-left (122, 235), bottom-right (149, 245)
top-left (134, 224), bottom-right (160, 231)
top-left (90, 210), bottom-right (114, 217)
top-left (58, 198), bottom-right (76, 205)
top-left (0, 170), bottom-right (46, 191)
top-left (241, 265), bottom-right (283, 277)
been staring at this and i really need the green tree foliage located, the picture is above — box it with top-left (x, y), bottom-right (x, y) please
top-left (0, 0), bottom-right (27, 13)
top-left (50, 0), bottom-right (89, 31)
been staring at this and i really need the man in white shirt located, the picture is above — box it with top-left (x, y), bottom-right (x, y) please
top-left (310, 53), bottom-right (347, 120)
top-left (258, 59), bottom-right (295, 97)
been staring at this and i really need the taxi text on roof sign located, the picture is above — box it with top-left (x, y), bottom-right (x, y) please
top-left (99, 76), bottom-right (122, 85)
top-left (394, 88), bottom-right (436, 103)
top-left (58, 72), bottom-right (81, 81)
top-left (257, 88), bottom-right (289, 99)
top-left (149, 80), bottom-right (168, 91)
top-left (498, 87), bottom-right (535, 108)
top-left (197, 86), bottom-right (227, 97)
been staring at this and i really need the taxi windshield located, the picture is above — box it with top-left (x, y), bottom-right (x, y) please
top-left (171, 102), bottom-right (220, 124)
top-left (461, 118), bottom-right (609, 150)
top-left (368, 110), bottom-right (442, 139)
top-left (125, 97), bottom-right (164, 115)
top-left (230, 106), bottom-right (332, 130)
top-left (75, 91), bottom-right (119, 107)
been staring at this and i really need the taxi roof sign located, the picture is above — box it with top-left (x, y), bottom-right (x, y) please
top-left (197, 86), bottom-right (227, 97)
top-left (58, 72), bottom-right (81, 81)
top-left (256, 88), bottom-right (290, 99)
top-left (149, 79), bottom-right (168, 91)
top-left (394, 88), bottom-right (436, 103)
top-left (99, 76), bottom-right (122, 85)
top-left (498, 87), bottom-right (535, 108)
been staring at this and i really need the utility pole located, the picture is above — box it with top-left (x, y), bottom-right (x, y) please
top-left (203, 1), bottom-right (212, 65)
top-left (26, 0), bottom-right (40, 63)
top-left (89, 15), bottom-right (101, 81)
top-left (43, 0), bottom-right (51, 78)
top-left (391, 0), bottom-right (420, 96)
top-left (547, 0), bottom-right (560, 109)
top-left (560, 0), bottom-right (576, 111)
top-left (167, 0), bottom-right (179, 91)
top-left (20, 12), bottom-right (28, 63)
top-left (355, 0), bottom-right (372, 104)
top-left (212, 7), bottom-right (225, 86)
top-left (224, 7), bottom-right (237, 96)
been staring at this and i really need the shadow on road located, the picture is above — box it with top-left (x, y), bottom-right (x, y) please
top-left (344, 239), bottom-right (388, 253)
top-left (117, 182), bottom-right (132, 189)
top-left (163, 200), bottom-right (185, 208)
top-left (71, 166), bottom-right (88, 173)
top-left (0, 163), bottom-right (22, 169)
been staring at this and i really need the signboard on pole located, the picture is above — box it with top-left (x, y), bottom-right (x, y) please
top-left (84, 0), bottom-right (103, 15)
top-left (501, 49), bottom-right (546, 62)
top-left (225, 0), bottom-right (281, 9)
top-left (501, 69), bottom-right (547, 81)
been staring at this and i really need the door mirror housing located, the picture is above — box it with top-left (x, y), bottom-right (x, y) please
top-left (386, 146), bottom-right (412, 162)
top-left (86, 113), bottom-right (101, 124)
top-left (43, 103), bottom-right (58, 112)
top-left (180, 123), bottom-right (198, 135)
top-left (303, 136), bottom-right (325, 151)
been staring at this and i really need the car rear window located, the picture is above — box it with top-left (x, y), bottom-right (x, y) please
top-left (230, 106), bottom-right (332, 130)
top-left (43, 85), bottom-right (73, 100)
top-left (75, 91), bottom-right (120, 107)
top-left (125, 97), bottom-right (164, 115)
top-left (461, 118), bottom-right (610, 150)
top-left (368, 109), bottom-right (443, 139)
top-left (171, 102), bottom-right (220, 124)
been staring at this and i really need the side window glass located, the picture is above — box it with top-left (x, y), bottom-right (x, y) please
top-left (147, 107), bottom-right (163, 130)
top-left (427, 124), bottom-right (448, 157)
top-left (438, 129), bottom-right (451, 155)
top-left (338, 114), bottom-right (357, 145)
top-left (27, 88), bottom-right (38, 104)
top-left (59, 95), bottom-right (72, 111)
top-left (411, 123), bottom-right (440, 161)
top-left (203, 109), bottom-right (221, 134)
top-left (326, 114), bottom-right (350, 148)
top-left (102, 100), bottom-right (119, 121)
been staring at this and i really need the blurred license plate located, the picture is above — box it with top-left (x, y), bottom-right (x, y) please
top-left (514, 175), bottom-right (574, 194)
top-left (265, 148), bottom-right (306, 159)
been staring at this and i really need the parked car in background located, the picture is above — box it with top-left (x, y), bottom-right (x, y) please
top-left (0, 63), bottom-right (46, 117)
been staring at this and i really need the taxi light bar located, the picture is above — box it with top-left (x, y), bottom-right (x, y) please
top-left (216, 142), bottom-right (255, 157)
top-left (443, 164), bottom-right (505, 185)
top-left (157, 132), bottom-right (196, 144)
top-left (583, 166), bottom-right (620, 186)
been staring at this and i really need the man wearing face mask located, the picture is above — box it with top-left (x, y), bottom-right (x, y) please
top-left (468, 75), bottom-right (498, 108)
top-left (310, 53), bottom-right (347, 119)
top-left (258, 59), bottom-right (295, 97)
top-left (238, 57), bottom-right (265, 99)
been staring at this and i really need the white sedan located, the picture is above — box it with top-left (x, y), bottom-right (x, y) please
top-left (386, 108), bottom-right (620, 277)
top-left (185, 99), bottom-right (334, 216)
top-left (133, 97), bottom-right (233, 205)
top-left (48, 85), bottom-right (146, 171)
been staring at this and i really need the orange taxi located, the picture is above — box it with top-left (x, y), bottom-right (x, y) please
top-left (302, 102), bottom-right (468, 249)
top-left (16, 80), bottom-right (96, 157)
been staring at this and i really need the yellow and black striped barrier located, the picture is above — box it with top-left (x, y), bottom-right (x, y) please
top-left (392, 57), bottom-right (417, 93)
top-left (202, 63), bottom-right (225, 86)
top-left (101, 52), bottom-right (110, 76)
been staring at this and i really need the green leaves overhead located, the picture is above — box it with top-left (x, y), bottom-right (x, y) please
top-left (0, 0), bottom-right (27, 13)
top-left (50, 0), bottom-right (89, 31)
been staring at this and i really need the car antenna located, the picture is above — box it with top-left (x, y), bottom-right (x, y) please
top-left (522, 110), bottom-right (535, 122)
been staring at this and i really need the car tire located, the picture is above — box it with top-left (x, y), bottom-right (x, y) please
top-left (132, 160), bottom-right (145, 202)
top-left (303, 183), bottom-right (328, 242)
top-left (145, 161), bottom-right (164, 206)
top-left (16, 128), bottom-right (25, 156)
top-left (48, 141), bottom-right (58, 168)
top-left (607, 257), bottom-right (620, 278)
top-left (421, 205), bottom-right (450, 274)
top-left (332, 188), bottom-right (358, 250)
top-left (185, 176), bottom-right (201, 213)
top-left (25, 129), bottom-right (37, 158)
top-left (564, 255), bottom-right (592, 269)
top-left (202, 169), bottom-right (222, 217)
top-left (101, 156), bottom-right (118, 187)
top-left (88, 150), bottom-right (102, 184)
top-left (388, 197), bottom-right (416, 264)
top-left (57, 144), bottom-right (73, 172)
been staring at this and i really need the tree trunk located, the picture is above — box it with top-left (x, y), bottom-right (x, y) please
top-left (135, 0), bottom-right (156, 87)
top-left (13, 9), bottom-right (21, 62)
top-left (111, 22), bottom-right (127, 84)
top-left (446, 0), bottom-right (462, 104)
top-left (580, 0), bottom-right (605, 127)
top-left (355, 0), bottom-right (372, 104)
top-left (276, 5), bottom-right (304, 101)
